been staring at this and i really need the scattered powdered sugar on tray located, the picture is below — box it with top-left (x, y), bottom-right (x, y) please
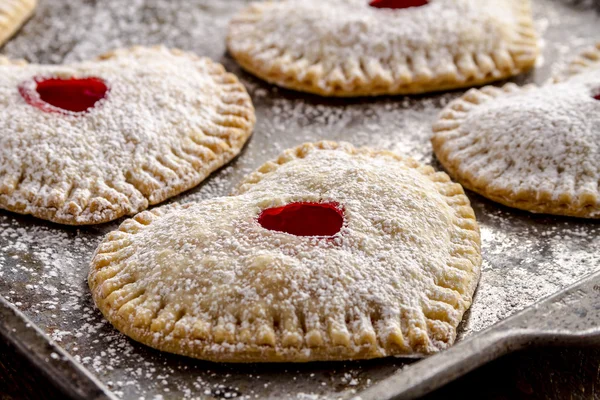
top-left (1, 0), bottom-right (600, 399)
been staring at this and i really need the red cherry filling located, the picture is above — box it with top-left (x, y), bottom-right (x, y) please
top-left (369, 0), bottom-right (429, 9)
top-left (594, 93), bottom-right (600, 101)
top-left (258, 202), bottom-right (344, 237)
top-left (19, 77), bottom-right (108, 113)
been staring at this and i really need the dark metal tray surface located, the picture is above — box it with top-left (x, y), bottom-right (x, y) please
top-left (0, 0), bottom-right (599, 399)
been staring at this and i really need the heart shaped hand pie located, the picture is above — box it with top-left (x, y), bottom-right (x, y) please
top-left (0, 46), bottom-right (255, 225)
top-left (554, 41), bottom-right (600, 83)
top-left (89, 142), bottom-right (481, 362)
top-left (0, 0), bottom-right (36, 47)
top-left (227, 0), bottom-right (538, 97)
top-left (432, 46), bottom-right (600, 218)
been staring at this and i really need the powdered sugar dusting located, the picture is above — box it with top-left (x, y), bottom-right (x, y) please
top-left (1, 0), bottom-right (600, 399)
top-left (0, 46), bottom-right (254, 224)
top-left (227, 0), bottom-right (537, 96)
top-left (90, 144), bottom-right (480, 362)
top-left (231, 0), bottom-right (517, 61)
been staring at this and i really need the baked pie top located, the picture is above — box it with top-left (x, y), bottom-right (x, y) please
top-left (432, 58), bottom-right (600, 218)
top-left (554, 41), bottom-right (600, 82)
top-left (0, 0), bottom-right (36, 47)
top-left (0, 46), bottom-right (254, 225)
top-left (227, 0), bottom-right (538, 96)
top-left (89, 141), bottom-right (481, 363)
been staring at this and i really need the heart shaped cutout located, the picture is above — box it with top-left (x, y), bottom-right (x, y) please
top-left (19, 77), bottom-right (109, 113)
top-left (369, 0), bottom-right (429, 9)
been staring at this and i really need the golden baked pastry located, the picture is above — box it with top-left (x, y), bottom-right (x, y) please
top-left (227, 0), bottom-right (538, 97)
top-left (0, 46), bottom-right (254, 224)
top-left (0, 0), bottom-right (36, 47)
top-left (432, 52), bottom-right (600, 218)
top-left (89, 141), bottom-right (482, 362)
top-left (554, 41), bottom-right (600, 82)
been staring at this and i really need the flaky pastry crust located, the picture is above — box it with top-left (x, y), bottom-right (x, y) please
top-left (0, 0), bottom-right (36, 47)
top-left (0, 46), bottom-right (255, 224)
top-left (227, 0), bottom-right (538, 97)
top-left (432, 64), bottom-right (600, 218)
top-left (89, 141), bottom-right (482, 362)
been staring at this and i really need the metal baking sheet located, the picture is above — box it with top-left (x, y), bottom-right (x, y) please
top-left (1, 0), bottom-right (599, 399)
